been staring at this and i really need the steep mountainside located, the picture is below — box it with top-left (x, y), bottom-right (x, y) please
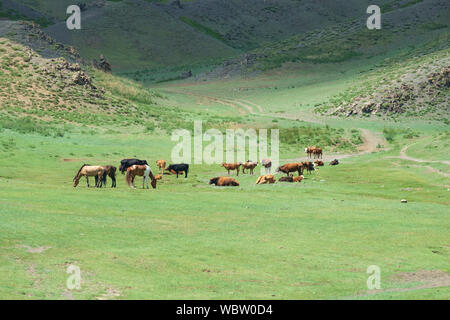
top-left (3, 0), bottom-right (405, 71)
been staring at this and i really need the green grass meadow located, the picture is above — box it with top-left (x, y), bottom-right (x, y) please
top-left (1, 126), bottom-right (448, 299)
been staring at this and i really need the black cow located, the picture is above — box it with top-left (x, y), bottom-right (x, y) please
top-left (119, 158), bottom-right (148, 174)
top-left (167, 164), bottom-right (189, 178)
top-left (330, 159), bottom-right (339, 166)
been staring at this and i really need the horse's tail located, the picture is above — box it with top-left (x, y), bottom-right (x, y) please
top-left (125, 167), bottom-right (132, 186)
top-left (73, 164), bottom-right (89, 181)
top-left (109, 166), bottom-right (117, 178)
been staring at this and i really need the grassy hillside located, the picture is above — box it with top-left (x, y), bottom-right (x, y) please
top-left (4, 0), bottom-right (418, 73)
top-left (0, 1), bottom-right (449, 301)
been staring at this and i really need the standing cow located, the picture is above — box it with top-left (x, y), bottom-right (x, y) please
top-left (242, 161), bottom-right (258, 175)
top-left (166, 163), bottom-right (189, 178)
top-left (261, 158), bottom-right (272, 174)
top-left (156, 160), bottom-right (166, 174)
top-left (222, 163), bottom-right (241, 176)
top-left (276, 163), bottom-right (303, 176)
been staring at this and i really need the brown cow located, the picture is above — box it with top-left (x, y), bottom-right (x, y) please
top-left (313, 147), bottom-right (323, 159)
top-left (276, 163), bottom-right (303, 176)
top-left (156, 160), bottom-right (166, 174)
top-left (314, 160), bottom-right (324, 167)
top-left (155, 174), bottom-right (162, 180)
top-left (255, 174), bottom-right (275, 184)
top-left (305, 146), bottom-right (316, 158)
top-left (302, 161), bottom-right (315, 174)
top-left (209, 176), bottom-right (240, 186)
top-left (279, 175), bottom-right (304, 183)
top-left (242, 161), bottom-right (258, 175)
top-left (222, 162), bottom-right (241, 176)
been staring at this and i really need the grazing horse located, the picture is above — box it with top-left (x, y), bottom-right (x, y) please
top-left (73, 164), bottom-right (105, 188)
top-left (97, 165), bottom-right (117, 188)
top-left (255, 174), bottom-right (275, 184)
top-left (261, 158), bottom-right (272, 174)
top-left (209, 177), bottom-right (240, 186)
top-left (119, 159), bottom-right (148, 174)
top-left (156, 160), bottom-right (166, 174)
top-left (126, 165), bottom-right (157, 189)
top-left (242, 161), bottom-right (258, 175)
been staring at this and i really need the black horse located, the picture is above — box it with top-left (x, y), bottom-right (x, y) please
top-left (119, 159), bottom-right (148, 174)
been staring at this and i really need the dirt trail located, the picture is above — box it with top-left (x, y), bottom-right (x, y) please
top-left (283, 129), bottom-right (386, 163)
top-left (398, 145), bottom-right (450, 165)
top-left (388, 144), bottom-right (450, 178)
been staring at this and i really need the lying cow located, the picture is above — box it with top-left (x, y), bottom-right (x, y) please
top-left (222, 162), bottom-right (241, 176)
top-left (314, 160), bottom-right (324, 167)
top-left (330, 159), bottom-right (339, 166)
top-left (279, 175), bottom-right (304, 183)
top-left (276, 163), bottom-right (303, 176)
top-left (166, 163), bottom-right (189, 178)
top-left (255, 174), bottom-right (275, 184)
top-left (242, 161), bottom-right (258, 175)
top-left (154, 174), bottom-right (162, 180)
top-left (209, 176), bottom-right (240, 186)
top-left (119, 158), bottom-right (148, 174)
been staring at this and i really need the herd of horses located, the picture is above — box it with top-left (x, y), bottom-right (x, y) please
top-left (73, 146), bottom-right (339, 189)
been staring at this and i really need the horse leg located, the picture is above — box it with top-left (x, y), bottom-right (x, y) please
top-left (99, 172), bottom-right (103, 187)
top-left (86, 176), bottom-right (90, 188)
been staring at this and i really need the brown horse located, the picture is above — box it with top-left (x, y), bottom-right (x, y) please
top-left (126, 165), bottom-right (157, 189)
top-left (96, 165), bottom-right (117, 188)
top-left (73, 164), bottom-right (105, 188)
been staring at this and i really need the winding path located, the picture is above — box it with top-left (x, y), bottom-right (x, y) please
top-left (388, 144), bottom-right (450, 178)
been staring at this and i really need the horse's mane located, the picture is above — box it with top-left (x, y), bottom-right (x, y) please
top-left (73, 164), bottom-right (89, 181)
